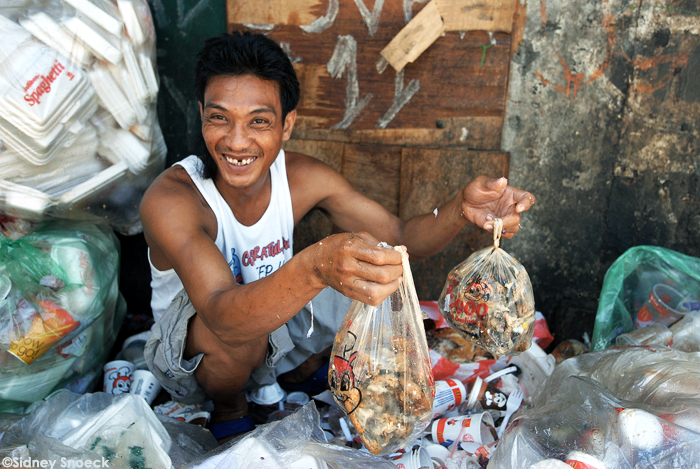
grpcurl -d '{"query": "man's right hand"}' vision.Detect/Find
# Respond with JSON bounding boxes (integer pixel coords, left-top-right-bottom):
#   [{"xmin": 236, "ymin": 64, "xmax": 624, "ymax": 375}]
[{"xmin": 308, "ymin": 232, "xmax": 404, "ymax": 306}]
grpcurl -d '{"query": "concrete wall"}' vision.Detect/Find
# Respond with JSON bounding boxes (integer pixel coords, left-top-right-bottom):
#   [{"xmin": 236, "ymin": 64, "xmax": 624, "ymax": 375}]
[{"xmin": 502, "ymin": 0, "xmax": 700, "ymax": 343}]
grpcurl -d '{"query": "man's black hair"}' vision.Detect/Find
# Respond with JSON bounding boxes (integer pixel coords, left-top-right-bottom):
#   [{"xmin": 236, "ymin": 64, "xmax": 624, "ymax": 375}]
[{"xmin": 194, "ymin": 31, "xmax": 300, "ymax": 179}]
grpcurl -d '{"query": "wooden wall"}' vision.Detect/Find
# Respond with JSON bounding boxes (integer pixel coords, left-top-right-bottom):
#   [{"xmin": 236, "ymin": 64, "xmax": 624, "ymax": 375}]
[{"xmin": 227, "ymin": 0, "xmax": 517, "ymax": 299}]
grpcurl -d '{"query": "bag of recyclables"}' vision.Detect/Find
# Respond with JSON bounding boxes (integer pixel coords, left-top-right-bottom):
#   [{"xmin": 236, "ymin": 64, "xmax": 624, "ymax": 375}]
[
  {"xmin": 438, "ymin": 218, "xmax": 536, "ymax": 357},
  {"xmin": 0, "ymin": 390, "xmax": 218, "ymax": 469},
  {"xmin": 0, "ymin": 219, "xmax": 125, "ymax": 412},
  {"xmin": 328, "ymin": 245, "xmax": 435, "ymax": 455},
  {"xmin": 0, "ymin": 0, "xmax": 165, "ymax": 234}
]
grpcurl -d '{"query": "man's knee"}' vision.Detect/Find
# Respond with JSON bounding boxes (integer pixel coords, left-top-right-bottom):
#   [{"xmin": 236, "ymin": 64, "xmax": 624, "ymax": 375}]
[{"xmin": 186, "ymin": 314, "xmax": 269, "ymax": 397}]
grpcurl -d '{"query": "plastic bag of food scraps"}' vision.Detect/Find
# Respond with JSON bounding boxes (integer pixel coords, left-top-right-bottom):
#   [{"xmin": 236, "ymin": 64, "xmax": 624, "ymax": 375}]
[
  {"xmin": 438, "ymin": 218, "xmax": 535, "ymax": 357},
  {"xmin": 328, "ymin": 244, "xmax": 435, "ymax": 455}
]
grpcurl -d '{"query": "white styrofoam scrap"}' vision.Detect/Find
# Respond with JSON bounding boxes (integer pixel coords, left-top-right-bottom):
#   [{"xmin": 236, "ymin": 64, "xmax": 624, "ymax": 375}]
[
  {"xmin": 62, "ymin": 16, "xmax": 122, "ymax": 65},
  {"xmin": 98, "ymin": 127, "xmax": 149, "ymax": 173},
  {"xmin": 58, "ymin": 160, "xmax": 128, "ymax": 204},
  {"xmin": 0, "ymin": 179, "xmax": 53, "ymax": 216},
  {"xmin": 88, "ymin": 64, "xmax": 137, "ymax": 130},
  {"xmin": 0, "ymin": 14, "xmax": 32, "ymax": 63},
  {"xmin": 117, "ymin": 0, "xmax": 145, "ymax": 46},
  {"xmin": 63, "ymin": 0, "xmax": 124, "ymax": 38},
  {"xmin": 20, "ymin": 13, "xmax": 93, "ymax": 68},
  {"xmin": 121, "ymin": 39, "xmax": 148, "ymax": 102},
  {"xmin": 138, "ymin": 52, "xmax": 159, "ymax": 99}
]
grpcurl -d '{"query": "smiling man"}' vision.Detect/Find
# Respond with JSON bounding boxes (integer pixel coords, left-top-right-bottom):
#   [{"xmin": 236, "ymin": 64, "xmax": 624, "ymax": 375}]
[{"xmin": 140, "ymin": 31, "xmax": 535, "ymax": 443}]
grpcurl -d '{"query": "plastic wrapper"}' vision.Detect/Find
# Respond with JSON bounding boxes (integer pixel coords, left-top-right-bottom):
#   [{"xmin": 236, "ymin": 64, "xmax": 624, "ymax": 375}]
[
  {"xmin": 0, "ymin": 0, "xmax": 166, "ymax": 235},
  {"xmin": 0, "ymin": 220, "xmax": 124, "ymax": 411},
  {"xmin": 438, "ymin": 218, "xmax": 536, "ymax": 357},
  {"xmin": 0, "ymin": 390, "xmax": 216, "ymax": 468},
  {"xmin": 328, "ymin": 245, "xmax": 435, "ymax": 455},
  {"xmin": 592, "ymin": 246, "xmax": 700, "ymax": 351},
  {"xmin": 184, "ymin": 401, "xmax": 397, "ymax": 469},
  {"xmin": 490, "ymin": 346, "xmax": 700, "ymax": 469}
]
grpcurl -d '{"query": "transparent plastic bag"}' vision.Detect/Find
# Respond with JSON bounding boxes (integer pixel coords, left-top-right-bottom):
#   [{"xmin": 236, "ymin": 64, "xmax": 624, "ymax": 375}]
[
  {"xmin": 592, "ymin": 245, "xmax": 700, "ymax": 351},
  {"xmin": 184, "ymin": 402, "xmax": 397, "ymax": 469},
  {"xmin": 438, "ymin": 219, "xmax": 536, "ymax": 357},
  {"xmin": 328, "ymin": 246, "xmax": 435, "ymax": 455},
  {"xmin": 489, "ymin": 347, "xmax": 700, "ymax": 469},
  {"xmin": 0, "ymin": 390, "xmax": 185, "ymax": 469},
  {"xmin": 0, "ymin": 0, "xmax": 165, "ymax": 234},
  {"xmin": 0, "ymin": 220, "xmax": 125, "ymax": 411}
]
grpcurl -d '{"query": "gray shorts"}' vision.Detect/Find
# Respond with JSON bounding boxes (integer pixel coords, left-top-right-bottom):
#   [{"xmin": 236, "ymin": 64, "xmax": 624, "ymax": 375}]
[{"xmin": 144, "ymin": 287, "xmax": 350, "ymax": 404}]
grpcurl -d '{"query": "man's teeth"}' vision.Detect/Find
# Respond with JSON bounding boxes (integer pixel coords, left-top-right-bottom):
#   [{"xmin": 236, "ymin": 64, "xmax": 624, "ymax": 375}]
[{"xmin": 226, "ymin": 156, "xmax": 255, "ymax": 166}]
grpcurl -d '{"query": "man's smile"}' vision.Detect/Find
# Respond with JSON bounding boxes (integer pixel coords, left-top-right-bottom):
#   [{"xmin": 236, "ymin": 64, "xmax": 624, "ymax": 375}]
[{"xmin": 225, "ymin": 156, "xmax": 257, "ymax": 166}]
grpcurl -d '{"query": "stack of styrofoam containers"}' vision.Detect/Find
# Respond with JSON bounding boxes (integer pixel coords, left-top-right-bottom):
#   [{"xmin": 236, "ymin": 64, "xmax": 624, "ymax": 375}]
[{"xmin": 0, "ymin": 0, "xmax": 165, "ymax": 232}]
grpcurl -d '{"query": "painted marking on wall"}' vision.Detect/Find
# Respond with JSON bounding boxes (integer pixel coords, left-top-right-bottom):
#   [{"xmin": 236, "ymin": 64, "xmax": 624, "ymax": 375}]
[
  {"xmin": 376, "ymin": 56, "xmax": 389, "ymax": 74},
  {"xmin": 327, "ymin": 35, "xmax": 373, "ymax": 129},
  {"xmin": 280, "ymin": 42, "xmax": 303, "ymax": 63},
  {"xmin": 353, "ymin": 0, "xmax": 386, "ymax": 36},
  {"xmin": 377, "ymin": 69, "xmax": 420, "ymax": 128},
  {"xmin": 403, "ymin": 0, "xmax": 430, "ymax": 24},
  {"xmin": 162, "ymin": 75, "xmax": 200, "ymax": 149},
  {"xmin": 243, "ymin": 23, "xmax": 275, "ymax": 30},
  {"xmin": 176, "ymin": 0, "xmax": 210, "ymax": 29},
  {"xmin": 301, "ymin": 0, "xmax": 340, "ymax": 33}
]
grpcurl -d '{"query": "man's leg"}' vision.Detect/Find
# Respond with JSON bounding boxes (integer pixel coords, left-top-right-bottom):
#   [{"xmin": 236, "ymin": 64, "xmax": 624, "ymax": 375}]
[{"xmin": 185, "ymin": 313, "xmax": 268, "ymax": 439}]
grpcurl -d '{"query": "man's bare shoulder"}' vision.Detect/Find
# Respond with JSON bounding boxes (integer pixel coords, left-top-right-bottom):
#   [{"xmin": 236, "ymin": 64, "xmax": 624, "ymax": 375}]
[{"xmin": 140, "ymin": 164, "xmax": 213, "ymax": 233}]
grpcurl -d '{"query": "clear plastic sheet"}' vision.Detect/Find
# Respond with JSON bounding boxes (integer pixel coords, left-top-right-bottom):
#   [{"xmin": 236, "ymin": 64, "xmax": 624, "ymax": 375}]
[
  {"xmin": 184, "ymin": 402, "xmax": 397, "ymax": 469},
  {"xmin": 438, "ymin": 218, "xmax": 536, "ymax": 358},
  {"xmin": 0, "ymin": 0, "xmax": 165, "ymax": 235},
  {"xmin": 328, "ymin": 246, "xmax": 435, "ymax": 455},
  {"xmin": 0, "ymin": 220, "xmax": 124, "ymax": 411},
  {"xmin": 488, "ymin": 346, "xmax": 700, "ymax": 469},
  {"xmin": 0, "ymin": 390, "xmax": 216, "ymax": 468}
]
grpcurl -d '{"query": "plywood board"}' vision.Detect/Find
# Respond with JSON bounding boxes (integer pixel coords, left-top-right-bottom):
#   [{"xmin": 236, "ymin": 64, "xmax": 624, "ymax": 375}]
[
  {"xmin": 341, "ymin": 143, "xmax": 402, "ymax": 215},
  {"xmin": 282, "ymin": 138, "xmax": 344, "ymax": 172},
  {"xmin": 436, "ymin": 0, "xmax": 517, "ymax": 33},
  {"xmin": 226, "ymin": 0, "xmax": 326, "ymax": 26},
  {"xmin": 228, "ymin": 0, "xmax": 512, "ymax": 140},
  {"xmin": 291, "ymin": 116, "xmax": 505, "ymax": 150},
  {"xmin": 400, "ymin": 147, "xmax": 509, "ymax": 299},
  {"xmin": 380, "ymin": 0, "xmax": 445, "ymax": 72}
]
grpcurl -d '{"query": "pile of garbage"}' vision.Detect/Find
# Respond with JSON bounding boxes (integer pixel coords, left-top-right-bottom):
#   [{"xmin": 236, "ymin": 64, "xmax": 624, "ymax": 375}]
[
  {"xmin": 0, "ymin": 0, "xmax": 165, "ymax": 234},
  {"xmin": 2, "ymin": 243, "xmax": 699, "ymax": 469}
]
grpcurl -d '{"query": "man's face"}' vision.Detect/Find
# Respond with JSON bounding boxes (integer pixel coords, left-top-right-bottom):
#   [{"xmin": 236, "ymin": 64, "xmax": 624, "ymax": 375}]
[{"xmin": 200, "ymin": 74, "xmax": 296, "ymax": 191}]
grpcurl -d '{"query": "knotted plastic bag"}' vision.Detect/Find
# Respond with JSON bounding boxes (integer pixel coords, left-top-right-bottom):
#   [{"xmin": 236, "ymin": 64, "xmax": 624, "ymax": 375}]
[
  {"xmin": 328, "ymin": 245, "xmax": 435, "ymax": 455},
  {"xmin": 438, "ymin": 219, "xmax": 535, "ymax": 357}
]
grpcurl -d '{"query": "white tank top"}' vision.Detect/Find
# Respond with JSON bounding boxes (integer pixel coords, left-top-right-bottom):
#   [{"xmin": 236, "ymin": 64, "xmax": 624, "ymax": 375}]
[{"xmin": 149, "ymin": 151, "xmax": 295, "ymax": 323}]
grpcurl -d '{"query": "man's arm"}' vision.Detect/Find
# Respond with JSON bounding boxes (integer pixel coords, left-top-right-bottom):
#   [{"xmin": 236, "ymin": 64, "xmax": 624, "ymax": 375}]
[
  {"xmin": 288, "ymin": 153, "xmax": 535, "ymax": 262},
  {"xmin": 141, "ymin": 167, "xmax": 403, "ymax": 348}
]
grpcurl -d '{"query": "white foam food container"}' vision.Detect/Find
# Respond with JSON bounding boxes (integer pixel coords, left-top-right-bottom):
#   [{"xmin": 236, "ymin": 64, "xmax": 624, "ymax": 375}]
[
  {"xmin": 61, "ymin": 16, "xmax": 123, "ymax": 65},
  {"xmin": 63, "ymin": 0, "xmax": 124, "ymax": 38},
  {"xmin": 0, "ymin": 14, "xmax": 32, "ymax": 63},
  {"xmin": 0, "ymin": 39, "xmax": 87, "ymax": 128},
  {"xmin": 19, "ymin": 13, "xmax": 93, "ymax": 68},
  {"xmin": 89, "ymin": 63, "xmax": 138, "ymax": 129},
  {"xmin": 98, "ymin": 126, "xmax": 150, "ymax": 173},
  {"xmin": 58, "ymin": 160, "xmax": 128, "ymax": 205},
  {"xmin": 0, "ymin": 179, "xmax": 53, "ymax": 217},
  {"xmin": 139, "ymin": 52, "xmax": 159, "ymax": 99},
  {"xmin": 117, "ymin": 0, "xmax": 146, "ymax": 46}
]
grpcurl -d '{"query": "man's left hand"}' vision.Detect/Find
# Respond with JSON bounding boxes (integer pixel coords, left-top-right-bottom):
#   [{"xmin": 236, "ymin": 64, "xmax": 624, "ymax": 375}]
[{"xmin": 460, "ymin": 176, "xmax": 535, "ymax": 239}]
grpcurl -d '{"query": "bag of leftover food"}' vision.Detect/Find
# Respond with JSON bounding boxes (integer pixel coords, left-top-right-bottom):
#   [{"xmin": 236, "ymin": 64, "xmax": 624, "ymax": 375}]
[
  {"xmin": 438, "ymin": 218, "xmax": 535, "ymax": 357},
  {"xmin": 328, "ymin": 245, "xmax": 435, "ymax": 455}
]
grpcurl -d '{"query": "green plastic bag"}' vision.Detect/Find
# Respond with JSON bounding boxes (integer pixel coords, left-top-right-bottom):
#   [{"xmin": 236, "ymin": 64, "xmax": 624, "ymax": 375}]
[
  {"xmin": 592, "ymin": 246, "xmax": 700, "ymax": 351},
  {"xmin": 0, "ymin": 220, "xmax": 125, "ymax": 411}
]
